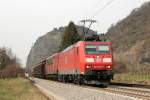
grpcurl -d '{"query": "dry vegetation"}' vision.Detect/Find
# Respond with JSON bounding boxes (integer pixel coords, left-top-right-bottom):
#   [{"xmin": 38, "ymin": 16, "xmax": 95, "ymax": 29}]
[
  {"xmin": 112, "ymin": 73, "xmax": 150, "ymax": 85},
  {"xmin": 105, "ymin": 2, "xmax": 150, "ymax": 73},
  {"xmin": 102, "ymin": 2, "xmax": 150, "ymax": 84},
  {"xmin": 0, "ymin": 47, "xmax": 24, "ymax": 78},
  {"xmin": 0, "ymin": 48, "xmax": 49, "ymax": 100},
  {"xmin": 0, "ymin": 78, "xmax": 49, "ymax": 100}
]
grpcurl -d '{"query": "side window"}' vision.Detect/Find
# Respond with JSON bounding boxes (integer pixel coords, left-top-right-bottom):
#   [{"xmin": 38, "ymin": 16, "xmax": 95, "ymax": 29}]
[{"xmin": 47, "ymin": 58, "xmax": 53, "ymax": 65}]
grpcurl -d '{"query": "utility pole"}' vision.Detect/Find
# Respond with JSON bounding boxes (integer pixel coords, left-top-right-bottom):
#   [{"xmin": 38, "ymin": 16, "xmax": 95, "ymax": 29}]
[{"xmin": 80, "ymin": 19, "xmax": 97, "ymax": 40}]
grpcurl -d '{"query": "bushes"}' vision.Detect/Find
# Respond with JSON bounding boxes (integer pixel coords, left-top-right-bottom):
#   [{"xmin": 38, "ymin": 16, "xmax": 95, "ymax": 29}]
[
  {"xmin": 114, "ymin": 61, "xmax": 127, "ymax": 73},
  {"xmin": 0, "ymin": 64, "xmax": 24, "ymax": 78},
  {"xmin": 114, "ymin": 49, "xmax": 150, "ymax": 74},
  {"xmin": 0, "ymin": 47, "xmax": 24, "ymax": 78}
]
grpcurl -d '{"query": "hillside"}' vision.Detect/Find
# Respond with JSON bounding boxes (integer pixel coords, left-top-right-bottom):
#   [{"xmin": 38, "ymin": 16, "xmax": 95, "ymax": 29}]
[
  {"xmin": 105, "ymin": 2, "xmax": 150, "ymax": 73},
  {"xmin": 26, "ymin": 26, "xmax": 97, "ymax": 73}
]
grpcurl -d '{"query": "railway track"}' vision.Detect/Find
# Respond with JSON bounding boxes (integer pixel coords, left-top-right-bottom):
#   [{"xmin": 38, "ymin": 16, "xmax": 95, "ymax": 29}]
[
  {"xmin": 57, "ymin": 82, "xmax": 150, "ymax": 100},
  {"xmin": 33, "ymin": 78, "xmax": 150, "ymax": 100},
  {"xmin": 104, "ymin": 87, "xmax": 150, "ymax": 100},
  {"xmin": 111, "ymin": 82, "xmax": 150, "ymax": 89},
  {"xmin": 84, "ymin": 84, "xmax": 150, "ymax": 100}
]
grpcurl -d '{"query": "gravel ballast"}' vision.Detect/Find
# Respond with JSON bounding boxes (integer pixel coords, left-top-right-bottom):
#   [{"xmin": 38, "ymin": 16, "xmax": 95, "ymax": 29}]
[{"xmin": 33, "ymin": 78, "xmax": 138, "ymax": 100}]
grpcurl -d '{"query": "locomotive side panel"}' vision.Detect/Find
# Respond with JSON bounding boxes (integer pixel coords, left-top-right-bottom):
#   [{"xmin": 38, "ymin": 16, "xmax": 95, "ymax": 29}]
[{"xmin": 58, "ymin": 46, "xmax": 81, "ymax": 75}]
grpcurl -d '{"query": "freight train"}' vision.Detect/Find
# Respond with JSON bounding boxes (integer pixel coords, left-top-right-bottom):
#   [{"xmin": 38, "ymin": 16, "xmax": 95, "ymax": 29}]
[{"xmin": 32, "ymin": 41, "xmax": 114, "ymax": 85}]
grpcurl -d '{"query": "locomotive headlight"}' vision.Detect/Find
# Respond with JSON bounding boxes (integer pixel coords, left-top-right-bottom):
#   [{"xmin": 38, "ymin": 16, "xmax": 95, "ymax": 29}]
[
  {"xmin": 86, "ymin": 66, "xmax": 91, "ymax": 68},
  {"xmin": 103, "ymin": 58, "xmax": 112, "ymax": 63},
  {"xmin": 86, "ymin": 58, "xmax": 94, "ymax": 62},
  {"xmin": 107, "ymin": 66, "xmax": 111, "ymax": 69}
]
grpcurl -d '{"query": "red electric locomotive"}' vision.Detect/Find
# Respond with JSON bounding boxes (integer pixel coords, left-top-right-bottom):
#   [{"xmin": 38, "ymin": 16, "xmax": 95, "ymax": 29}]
[{"xmin": 43, "ymin": 41, "xmax": 113, "ymax": 85}]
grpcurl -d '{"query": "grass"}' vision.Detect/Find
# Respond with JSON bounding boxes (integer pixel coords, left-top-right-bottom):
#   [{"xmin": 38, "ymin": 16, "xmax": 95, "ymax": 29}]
[
  {"xmin": 113, "ymin": 73, "xmax": 150, "ymax": 85},
  {"xmin": 0, "ymin": 78, "xmax": 49, "ymax": 100}
]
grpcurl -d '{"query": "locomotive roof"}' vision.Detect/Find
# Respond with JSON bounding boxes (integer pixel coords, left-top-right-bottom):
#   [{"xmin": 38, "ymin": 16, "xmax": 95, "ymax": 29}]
[
  {"xmin": 46, "ymin": 53, "xmax": 58, "ymax": 60},
  {"xmin": 61, "ymin": 41, "xmax": 111, "ymax": 53}
]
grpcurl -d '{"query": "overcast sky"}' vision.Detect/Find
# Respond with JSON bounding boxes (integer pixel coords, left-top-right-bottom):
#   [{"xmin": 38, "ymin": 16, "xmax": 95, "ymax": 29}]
[{"xmin": 0, "ymin": 0, "xmax": 149, "ymax": 67}]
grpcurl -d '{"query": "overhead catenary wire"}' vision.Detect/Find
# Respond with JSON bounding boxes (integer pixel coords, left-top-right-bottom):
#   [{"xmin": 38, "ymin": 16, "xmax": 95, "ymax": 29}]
[
  {"xmin": 82, "ymin": 0, "xmax": 105, "ymax": 20},
  {"xmin": 90, "ymin": 0, "xmax": 116, "ymax": 19},
  {"xmin": 77, "ymin": 0, "xmax": 116, "ymax": 35},
  {"xmin": 78, "ymin": 0, "xmax": 116, "ymax": 24},
  {"xmin": 77, "ymin": 0, "xmax": 104, "ymax": 25}
]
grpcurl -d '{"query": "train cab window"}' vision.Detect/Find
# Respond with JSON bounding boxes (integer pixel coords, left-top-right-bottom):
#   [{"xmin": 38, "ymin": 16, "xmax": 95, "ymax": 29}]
[
  {"xmin": 98, "ymin": 45, "xmax": 110, "ymax": 54},
  {"xmin": 85, "ymin": 45, "xmax": 97, "ymax": 54},
  {"xmin": 85, "ymin": 44, "xmax": 110, "ymax": 54}
]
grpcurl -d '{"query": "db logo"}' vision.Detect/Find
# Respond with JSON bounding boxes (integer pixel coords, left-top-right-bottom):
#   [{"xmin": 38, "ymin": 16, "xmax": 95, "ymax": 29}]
[{"xmin": 96, "ymin": 58, "xmax": 101, "ymax": 62}]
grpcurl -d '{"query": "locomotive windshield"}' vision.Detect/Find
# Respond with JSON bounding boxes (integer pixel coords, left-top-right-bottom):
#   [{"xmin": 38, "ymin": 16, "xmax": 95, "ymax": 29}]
[{"xmin": 85, "ymin": 44, "xmax": 110, "ymax": 54}]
